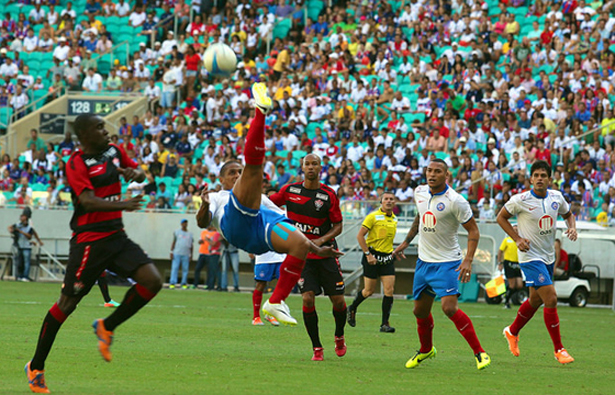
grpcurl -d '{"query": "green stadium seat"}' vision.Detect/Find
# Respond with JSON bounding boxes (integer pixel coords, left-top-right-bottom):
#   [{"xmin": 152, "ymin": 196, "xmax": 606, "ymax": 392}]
[{"xmin": 273, "ymin": 19, "xmax": 292, "ymax": 40}]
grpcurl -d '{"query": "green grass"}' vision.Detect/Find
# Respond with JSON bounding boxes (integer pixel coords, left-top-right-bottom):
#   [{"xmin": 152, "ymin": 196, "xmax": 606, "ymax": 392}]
[{"xmin": 1, "ymin": 282, "xmax": 614, "ymax": 395}]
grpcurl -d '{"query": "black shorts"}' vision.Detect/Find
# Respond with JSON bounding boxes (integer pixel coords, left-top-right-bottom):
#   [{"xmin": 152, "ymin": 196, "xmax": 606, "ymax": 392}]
[
  {"xmin": 361, "ymin": 249, "xmax": 395, "ymax": 279},
  {"xmin": 298, "ymin": 257, "xmax": 345, "ymax": 296},
  {"xmin": 503, "ymin": 260, "xmax": 522, "ymax": 279},
  {"xmin": 62, "ymin": 231, "xmax": 152, "ymax": 297}
]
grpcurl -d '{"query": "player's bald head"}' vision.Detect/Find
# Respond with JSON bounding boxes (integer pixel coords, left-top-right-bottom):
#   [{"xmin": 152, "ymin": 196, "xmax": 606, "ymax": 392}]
[{"xmin": 303, "ymin": 153, "xmax": 321, "ymax": 165}]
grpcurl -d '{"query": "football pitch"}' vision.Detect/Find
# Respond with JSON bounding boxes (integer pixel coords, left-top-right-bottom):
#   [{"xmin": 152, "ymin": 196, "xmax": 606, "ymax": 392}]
[{"xmin": 2, "ymin": 282, "xmax": 613, "ymax": 395}]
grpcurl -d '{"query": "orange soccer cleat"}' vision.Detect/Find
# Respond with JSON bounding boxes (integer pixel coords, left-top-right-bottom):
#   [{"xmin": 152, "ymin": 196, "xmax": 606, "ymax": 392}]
[
  {"xmin": 503, "ymin": 326, "xmax": 520, "ymax": 357},
  {"xmin": 554, "ymin": 348, "xmax": 574, "ymax": 364},
  {"xmin": 252, "ymin": 317, "xmax": 264, "ymax": 326},
  {"xmin": 92, "ymin": 319, "xmax": 114, "ymax": 362},
  {"xmin": 25, "ymin": 361, "xmax": 50, "ymax": 393}
]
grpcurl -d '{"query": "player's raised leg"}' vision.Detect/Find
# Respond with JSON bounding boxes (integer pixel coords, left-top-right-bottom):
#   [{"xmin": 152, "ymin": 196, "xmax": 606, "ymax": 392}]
[
  {"xmin": 441, "ymin": 295, "xmax": 490, "ymax": 370},
  {"xmin": 94, "ymin": 263, "xmax": 162, "ymax": 362},
  {"xmin": 406, "ymin": 295, "xmax": 437, "ymax": 368},
  {"xmin": 504, "ymin": 286, "xmax": 541, "ymax": 357},
  {"xmin": 347, "ymin": 277, "xmax": 378, "ymax": 327},
  {"xmin": 231, "ymin": 82, "xmax": 272, "ymax": 210}
]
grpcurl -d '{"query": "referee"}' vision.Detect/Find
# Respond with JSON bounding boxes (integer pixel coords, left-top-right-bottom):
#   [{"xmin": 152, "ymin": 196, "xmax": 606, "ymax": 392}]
[
  {"xmin": 348, "ymin": 191, "xmax": 398, "ymax": 333},
  {"xmin": 498, "ymin": 225, "xmax": 522, "ymax": 309}
]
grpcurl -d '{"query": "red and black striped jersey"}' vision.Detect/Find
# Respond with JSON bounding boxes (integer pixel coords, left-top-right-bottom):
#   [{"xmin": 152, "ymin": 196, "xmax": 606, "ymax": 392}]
[
  {"xmin": 270, "ymin": 182, "xmax": 342, "ymax": 260},
  {"xmin": 66, "ymin": 143, "xmax": 137, "ymax": 243}
]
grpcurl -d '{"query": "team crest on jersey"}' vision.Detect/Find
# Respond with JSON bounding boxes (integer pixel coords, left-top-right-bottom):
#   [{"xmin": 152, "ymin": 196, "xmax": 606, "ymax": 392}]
[
  {"xmin": 538, "ymin": 273, "xmax": 546, "ymax": 284},
  {"xmin": 112, "ymin": 157, "xmax": 120, "ymax": 168},
  {"xmin": 538, "ymin": 215, "xmax": 554, "ymax": 235},
  {"xmin": 436, "ymin": 202, "xmax": 445, "ymax": 211},
  {"xmin": 422, "ymin": 211, "xmax": 437, "ymax": 232},
  {"xmin": 289, "ymin": 187, "xmax": 302, "ymax": 194},
  {"xmin": 314, "ymin": 199, "xmax": 324, "ymax": 211},
  {"xmin": 298, "ymin": 278, "xmax": 305, "ymax": 287},
  {"xmin": 551, "ymin": 202, "xmax": 559, "ymax": 211}
]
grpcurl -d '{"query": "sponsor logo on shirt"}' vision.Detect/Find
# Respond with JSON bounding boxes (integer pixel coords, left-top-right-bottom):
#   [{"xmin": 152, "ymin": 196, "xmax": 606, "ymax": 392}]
[
  {"xmin": 295, "ymin": 223, "xmax": 321, "ymax": 235},
  {"xmin": 436, "ymin": 202, "xmax": 445, "ymax": 211},
  {"xmin": 422, "ymin": 211, "xmax": 437, "ymax": 232},
  {"xmin": 316, "ymin": 192, "xmax": 329, "ymax": 200},
  {"xmin": 289, "ymin": 187, "xmax": 302, "ymax": 194},
  {"xmin": 538, "ymin": 215, "xmax": 554, "ymax": 235}
]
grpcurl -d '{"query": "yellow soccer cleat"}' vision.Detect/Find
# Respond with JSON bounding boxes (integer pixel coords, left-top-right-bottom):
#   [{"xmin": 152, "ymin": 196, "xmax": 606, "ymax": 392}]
[
  {"xmin": 405, "ymin": 346, "xmax": 437, "ymax": 369},
  {"xmin": 251, "ymin": 82, "xmax": 272, "ymax": 113},
  {"xmin": 475, "ymin": 352, "xmax": 491, "ymax": 370}
]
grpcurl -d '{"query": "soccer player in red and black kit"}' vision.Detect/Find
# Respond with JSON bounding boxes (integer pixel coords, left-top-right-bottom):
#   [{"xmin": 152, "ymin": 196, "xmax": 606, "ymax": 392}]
[
  {"xmin": 270, "ymin": 153, "xmax": 347, "ymax": 361},
  {"xmin": 25, "ymin": 114, "xmax": 163, "ymax": 393}
]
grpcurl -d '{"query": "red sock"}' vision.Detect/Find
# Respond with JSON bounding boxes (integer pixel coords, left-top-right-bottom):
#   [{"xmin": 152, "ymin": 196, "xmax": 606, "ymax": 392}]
[
  {"xmin": 244, "ymin": 108, "xmax": 266, "ymax": 165},
  {"xmin": 253, "ymin": 289, "xmax": 263, "ymax": 319},
  {"xmin": 543, "ymin": 307, "xmax": 564, "ymax": 351},
  {"xmin": 269, "ymin": 255, "xmax": 304, "ymax": 304},
  {"xmin": 449, "ymin": 310, "xmax": 484, "ymax": 354},
  {"xmin": 416, "ymin": 314, "xmax": 434, "ymax": 353},
  {"xmin": 509, "ymin": 300, "xmax": 539, "ymax": 336}
]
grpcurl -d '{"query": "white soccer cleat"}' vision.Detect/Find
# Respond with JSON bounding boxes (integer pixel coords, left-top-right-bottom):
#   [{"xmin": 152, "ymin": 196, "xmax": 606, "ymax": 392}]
[
  {"xmin": 251, "ymin": 82, "xmax": 272, "ymax": 114},
  {"xmin": 262, "ymin": 299, "xmax": 297, "ymax": 326}
]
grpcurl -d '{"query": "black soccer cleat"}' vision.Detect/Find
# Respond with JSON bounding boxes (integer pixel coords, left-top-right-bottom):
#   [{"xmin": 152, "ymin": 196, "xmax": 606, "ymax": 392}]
[
  {"xmin": 347, "ymin": 307, "xmax": 356, "ymax": 327},
  {"xmin": 380, "ymin": 324, "xmax": 396, "ymax": 333}
]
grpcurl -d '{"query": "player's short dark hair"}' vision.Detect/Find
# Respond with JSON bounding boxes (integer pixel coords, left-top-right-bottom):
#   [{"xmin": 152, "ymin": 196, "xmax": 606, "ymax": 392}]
[
  {"xmin": 380, "ymin": 190, "xmax": 395, "ymax": 201},
  {"xmin": 219, "ymin": 160, "xmax": 242, "ymax": 177},
  {"xmin": 73, "ymin": 113, "xmax": 99, "ymax": 139},
  {"xmin": 530, "ymin": 160, "xmax": 551, "ymax": 177},
  {"xmin": 429, "ymin": 158, "xmax": 448, "ymax": 171}
]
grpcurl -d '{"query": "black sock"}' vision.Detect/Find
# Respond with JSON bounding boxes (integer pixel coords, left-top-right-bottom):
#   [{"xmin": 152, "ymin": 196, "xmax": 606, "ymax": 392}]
[
  {"xmin": 350, "ymin": 290, "xmax": 367, "ymax": 311},
  {"xmin": 98, "ymin": 275, "xmax": 111, "ymax": 303},
  {"xmin": 505, "ymin": 288, "xmax": 513, "ymax": 305},
  {"xmin": 332, "ymin": 305, "xmax": 347, "ymax": 337},
  {"xmin": 303, "ymin": 306, "xmax": 322, "ymax": 348},
  {"xmin": 104, "ymin": 284, "xmax": 156, "ymax": 332},
  {"xmin": 31, "ymin": 303, "xmax": 67, "ymax": 371},
  {"xmin": 382, "ymin": 296, "xmax": 393, "ymax": 326}
]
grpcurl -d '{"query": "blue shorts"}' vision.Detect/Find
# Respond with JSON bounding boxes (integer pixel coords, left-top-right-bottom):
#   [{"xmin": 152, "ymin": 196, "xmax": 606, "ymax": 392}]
[
  {"xmin": 520, "ymin": 261, "xmax": 554, "ymax": 288},
  {"xmin": 254, "ymin": 263, "xmax": 282, "ymax": 282},
  {"xmin": 220, "ymin": 192, "xmax": 292, "ymax": 255},
  {"xmin": 413, "ymin": 259, "xmax": 461, "ymax": 300}
]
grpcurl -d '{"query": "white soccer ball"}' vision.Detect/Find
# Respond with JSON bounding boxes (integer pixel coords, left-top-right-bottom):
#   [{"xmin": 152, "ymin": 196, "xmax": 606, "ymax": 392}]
[{"xmin": 203, "ymin": 43, "xmax": 237, "ymax": 76}]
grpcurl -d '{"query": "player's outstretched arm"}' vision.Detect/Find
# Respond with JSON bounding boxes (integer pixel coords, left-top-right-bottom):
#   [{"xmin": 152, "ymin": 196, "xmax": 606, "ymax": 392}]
[
  {"xmin": 196, "ymin": 189, "xmax": 212, "ymax": 228},
  {"xmin": 393, "ymin": 214, "xmax": 419, "ymax": 260},
  {"xmin": 496, "ymin": 207, "xmax": 530, "ymax": 252},
  {"xmin": 561, "ymin": 211, "xmax": 578, "ymax": 241},
  {"xmin": 308, "ymin": 240, "xmax": 344, "ymax": 258},
  {"xmin": 78, "ymin": 190, "xmax": 144, "ymax": 212}
]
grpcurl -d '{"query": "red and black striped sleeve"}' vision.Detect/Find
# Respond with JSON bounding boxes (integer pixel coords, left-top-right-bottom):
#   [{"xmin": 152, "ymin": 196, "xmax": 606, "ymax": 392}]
[
  {"xmin": 325, "ymin": 185, "xmax": 343, "ymax": 224},
  {"xmin": 269, "ymin": 183, "xmax": 290, "ymax": 207},
  {"xmin": 67, "ymin": 152, "xmax": 94, "ymax": 197}
]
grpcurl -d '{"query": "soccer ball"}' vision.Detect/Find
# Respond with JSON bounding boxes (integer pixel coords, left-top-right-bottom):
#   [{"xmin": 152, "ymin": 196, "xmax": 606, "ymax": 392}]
[{"xmin": 203, "ymin": 43, "xmax": 237, "ymax": 76}]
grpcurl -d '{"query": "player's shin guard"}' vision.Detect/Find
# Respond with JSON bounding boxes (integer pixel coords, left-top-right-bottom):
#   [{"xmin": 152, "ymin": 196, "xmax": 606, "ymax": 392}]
[
  {"xmin": 253, "ymin": 289, "xmax": 263, "ymax": 319},
  {"xmin": 382, "ymin": 296, "xmax": 394, "ymax": 326},
  {"xmin": 509, "ymin": 300, "xmax": 539, "ymax": 336},
  {"xmin": 98, "ymin": 274, "xmax": 111, "ymax": 303},
  {"xmin": 543, "ymin": 307, "xmax": 564, "ymax": 352},
  {"xmin": 244, "ymin": 108, "xmax": 266, "ymax": 166},
  {"xmin": 417, "ymin": 314, "xmax": 434, "ymax": 353},
  {"xmin": 103, "ymin": 284, "xmax": 157, "ymax": 332},
  {"xmin": 303, "ymin": 306, "xmax": 322, "ymax": 348},
  {"xmin": 332, "ymin": 303, "xmax": 347, "ymax": 337},
  {"xmin": 269, "ymin": 255, "xmax": 304, "ymax": 304},
  {"xmin": 31, "ymin": 303, "xmax": 68, "ymax": 370},
  {"xmin": 450, "ymin": 310, "xmax": 484, "ymax": 354}
]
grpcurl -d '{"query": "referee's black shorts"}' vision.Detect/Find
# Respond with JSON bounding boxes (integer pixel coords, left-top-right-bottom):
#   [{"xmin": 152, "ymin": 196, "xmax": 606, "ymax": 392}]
[
  {"xmin": 503, "ymin": 260, "xmax": 522, "ymax": 279},
  {"xmin": 361, "ymin": 248, "xmax": 395, "ymax": 279}
]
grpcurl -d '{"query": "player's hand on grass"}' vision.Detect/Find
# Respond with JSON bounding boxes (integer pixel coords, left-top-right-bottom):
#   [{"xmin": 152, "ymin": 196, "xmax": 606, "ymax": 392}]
[
  {"xmin": 366, "ymin": 254, "xmax": 377, "ymax": 265},
  {"xmin": 456, "ymin": 258, "xmax": 473, "ymax": 283},
  {"xmin": 122, "ymin": 194, "xmax": 144, "ymax": 211},
  {"xmin": 515, "ymin": 237, "xmax": 530, "ymax": 253},
  {"xmin": 565, "ymin": 228, "xmax": 577, "ymax": 242},
  {"xmin": 117, "ymin": 167, "xmax": 139, "ymax": 182}
]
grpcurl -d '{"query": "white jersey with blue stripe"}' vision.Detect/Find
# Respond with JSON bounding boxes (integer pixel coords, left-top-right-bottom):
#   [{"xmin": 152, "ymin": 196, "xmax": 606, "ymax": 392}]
[
  {"xmin": 504, "ymin": 189, "xmax": 570, "ymax": 265},
  {"xmin": 414, "ymin": 184, "xmax": 473, "ymax": 263}
]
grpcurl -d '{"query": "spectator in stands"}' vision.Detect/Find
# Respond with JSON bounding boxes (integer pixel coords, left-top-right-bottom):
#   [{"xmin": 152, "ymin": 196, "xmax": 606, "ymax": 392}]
[
  {"xmin": 11, "ymin": 85, "xmax": 29, "ymax": 120},
  {"xmin": 82, "ymin": 68, "xmax": 102, "ymax": 93}
]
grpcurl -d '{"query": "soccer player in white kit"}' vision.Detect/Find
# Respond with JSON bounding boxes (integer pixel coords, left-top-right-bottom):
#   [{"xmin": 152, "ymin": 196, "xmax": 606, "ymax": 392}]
[
  {"xmin": 497, "ymin": 160, "xmax": 577, "ymax": 364},
  {"xmin": 394, "ymin": 159, "xmax": 491, "ymax": 370}
]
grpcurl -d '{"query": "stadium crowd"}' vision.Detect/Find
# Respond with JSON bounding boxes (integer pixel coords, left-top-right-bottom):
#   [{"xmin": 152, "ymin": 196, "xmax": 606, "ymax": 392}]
[{"xmin": 1, "ymin": 0, "xmax": 615, "ymax": 226}]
